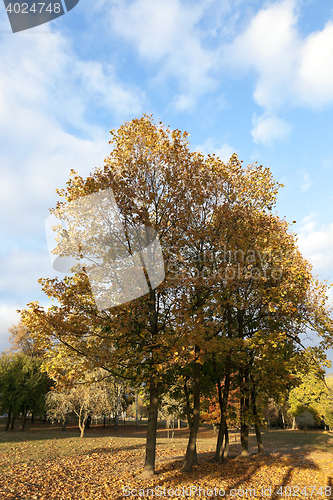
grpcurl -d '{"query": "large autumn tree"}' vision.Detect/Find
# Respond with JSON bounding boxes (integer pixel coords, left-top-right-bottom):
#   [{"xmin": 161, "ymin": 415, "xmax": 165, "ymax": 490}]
[
  {"xmin": 20, "ymin": 115, "xmax": 333, "ymax": 477},
  {"xmin": 22, "ymin": 115, "xmax": 219, "ymax": 477}
]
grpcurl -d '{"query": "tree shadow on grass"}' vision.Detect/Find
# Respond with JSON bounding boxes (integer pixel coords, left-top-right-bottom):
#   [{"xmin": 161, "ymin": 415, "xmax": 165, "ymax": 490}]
[
  {"xmin": 147, "ymin": 449, "xmax": 321, "ymax": 497},
  {"xmin": 111, "ymin": 448, "xmax": 325, "ymax": 500}
]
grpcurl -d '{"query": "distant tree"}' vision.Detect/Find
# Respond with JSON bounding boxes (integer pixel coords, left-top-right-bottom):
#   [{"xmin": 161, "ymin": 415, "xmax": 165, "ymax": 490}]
[
  {"xmin": 0, "ymin": 353, "xmax": 51, "ymax": 430},
  {"xmin": 7, "ymin": 322, "xmax": 44, "ymax": 358},
  {"xmin": 45, "ymin": 369, "xmax": 123, "ymax": 437},
  {"xmin": 288, "ymin": 362, "xmax": 333, "ymax": 430},
  {"xmin": 324, "ymin": 375, "xmax": 333, "ymax": 430}
]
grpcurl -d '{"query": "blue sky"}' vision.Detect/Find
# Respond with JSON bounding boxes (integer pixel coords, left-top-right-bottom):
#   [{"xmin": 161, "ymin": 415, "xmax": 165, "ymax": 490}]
[{"xmin": 1, "ymin": 0, "xmax": 333, "ymax": 366}]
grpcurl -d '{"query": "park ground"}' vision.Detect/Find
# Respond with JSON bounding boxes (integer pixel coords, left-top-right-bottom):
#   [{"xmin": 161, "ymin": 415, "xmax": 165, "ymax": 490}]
[{"xmin": 0, "ymin": 420, "xmax": 332, "ymax": 499}]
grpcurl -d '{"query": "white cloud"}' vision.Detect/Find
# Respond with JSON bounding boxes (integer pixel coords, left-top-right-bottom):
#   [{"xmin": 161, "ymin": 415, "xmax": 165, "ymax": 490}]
[
  {"xmin": 0, "ymin": 247, "xmax": 55, "ymax": 296},
  {"xmin": 298, "ymin": 21, "xmax": 333, "ymax": 109},
  {"xmin": 0, "ymin": 305, "xmax": 20, "ymax": 353},
  {"xmin": 195, "ymin": 137, "xmax": 235, "ymax": 162},
  {"xmin": 91, "ymin": 0, "xmax": 333, "ymax": 123},
  {"xmin": 0, "ymin": 27, "xmax": 145, "ymax": 237},
  {"xmin": 226, "ymin": 0, "xmax": 299, "ymax": 109},
  {"xmin": 106, "ymin": 0, "xmax": 219, "ymax": 111},
  {"xmin": 252, "ymin": 113, "xmax": 292, "ymax": 144},
  {"xmin": 0, "ymin": 25, "xmax": 144, "ymax": 342},
  {"xmin": 300, "ymin": 170, "xmax": 311, "ymax": 191},
  {"xmin": 0, "ymin": 302, "xmax": 53, "ymax": 354},
  {"xmin": 224, "ymin": 0, "xmax": 333, "ymax": 142},
  {"xmin": 74, "ymin": 60, "xmax": 144, "ymax": 117},
  {"xmin": 296, "ymin": 215, "xmax": 333, "ymax": 278}
]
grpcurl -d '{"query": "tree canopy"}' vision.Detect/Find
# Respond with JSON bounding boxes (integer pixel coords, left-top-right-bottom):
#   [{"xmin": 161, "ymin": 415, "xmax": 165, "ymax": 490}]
[{"xmin": 20, "ymin": 114, "xmax": 333, "ymax": 476}]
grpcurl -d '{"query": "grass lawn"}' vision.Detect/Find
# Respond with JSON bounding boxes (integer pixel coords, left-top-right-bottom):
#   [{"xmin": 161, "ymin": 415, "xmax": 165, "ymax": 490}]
[{"xmin": 0, "ymin": 420, "xmax": 332, "ymax": 499}]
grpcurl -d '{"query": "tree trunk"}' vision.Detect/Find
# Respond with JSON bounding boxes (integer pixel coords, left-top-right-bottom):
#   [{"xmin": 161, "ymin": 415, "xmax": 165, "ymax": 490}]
[
  {"xmin": 240, "ymin": 364, "xmax": 250, "ymax": 457},
  {"xmin": 254, "ymin": 422, "xmax": 264, "ymax": 453},
  {"xmin": 251, "ymin": 384, "xmax": 264, "ymax": 454},
  {"xmin": 79, "ymin": 416, "xmax": 88, "ymax": 438},
  {"xmin": 281, "ymin": 410, "xmax": 285, "ymax": 429},
  {"xmin": 215, "ymin": 355, "xmax": 231, "ymax": 462},
  {"xmin": 140, "ymin": 375, "xmax": 159, "ymax": 478},
  {"xmin": 184, "ymin": 377, "xmax": 192, "ymax": 429},
  {"xmin": 78, "ymin": 411, "xmax": 88, "ymax": 438},
  {"xmin": 5, "ymin": 410, "xmax": 11, "ymax": 431},
  {"xmin": 222, "ymin": 423, "xmax": 229, "ymax": 460},
  {"xmin": 21, "ymin": 411, "xmax": 27, "ymax": 431},
  {"xmin": 182, "ymin": 346, "xmax": 200, "ymax": 473},
  {"xmin": 166, "ymin": 416, "xmax": 170, "ymax": 439},
  {"xmin": 10, "ymin": 414, "xmax": 16, "ymax": 430},
  {"xmin": 85, "ymin": 415, "xmax": 91, "ymax": 429},
  {"xmin": 183, "ymin": 386, "xmax": 198, "ymax": 466},
  {"xmin": 31, "ymin": 413, "xmax": 34, "ymax": 424},
  {"xmin": 240, "ymin": 419, "xmax": 249, "ymax": 456}
]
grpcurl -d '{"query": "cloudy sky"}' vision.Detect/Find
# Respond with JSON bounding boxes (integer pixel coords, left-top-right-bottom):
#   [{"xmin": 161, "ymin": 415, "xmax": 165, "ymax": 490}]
[{"xmin": 1, "ymin": 0, "xmax": 333, "ymax": 364}]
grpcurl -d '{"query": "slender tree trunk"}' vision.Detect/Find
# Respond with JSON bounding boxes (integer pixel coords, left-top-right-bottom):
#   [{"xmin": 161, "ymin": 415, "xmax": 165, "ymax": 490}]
[
  {"xmin": 139, "ymin": 283, "xmax": 160, "ymax": 479},
  {"xmin": 79, "ymin": 415, "xmax": 88, "ymax": 438},
  {"xmin": 10, "ymin": 414, "xmax": 16, "ymax": 430},
  {"xmin": 240, "ymin": 366, "xmax": 250, "ymax": 457},
  {"xmin": 135, "ymin": 392, "xmax": 139, "ymax": 430},
  {"xmin": 214, "ymin": 355, "xmax": 231, "ymax": 462},
  {"xmin": 166, "ymin": 416, "xmax": 170, "ymax": 439},
  {"xmin": 251, "ymin": 385, "xmax": 264, "ymax": 454},
  {"xmin": 240, "ymin": 412, "xmax": 249, "ymax": 456},
  {"xmin": 5, "ymin": 410, "xmax": 11, "ymax": 431},
  {"xmin": 281, "ymin": 410, "xmax": 285, "ymax": 429},
  {"xmin": 222, "ymin": 423, "xmax": 229, "ymax": 460},
  {"xmin": 31, "ymin": 413, "xmax": 34, "ymax": 424},
  {"xmin": 140, "ymin": 375, "xmax": 159, "ymax": 478},
  {"xmin": 85, "ymin": 415, "xmax": 91, "ymax": 429},
  {"xmin": 184, "ymin": 377, "xmax": 192, "ymax": 429},
  {"xmin": 182, "ymin": 345, "xmax": 200, "ymax": 473},
  {"xmin": 215, "ymin": 380, "xmax": 225, "ymax": 462},
  {"xmin": 254, "ymin": 422, "xmax": 263, "ymax": 453},
  {"xmin": 21, "ymin": 411, "xmax": 27, "ymax": 431},
  {"xmin": 183, "ymin": 383, "xmax": 198, "ymax": 466},
  {"xmin": 78, "ymin": 409, "xmax": 88, "ymax": 438}
]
